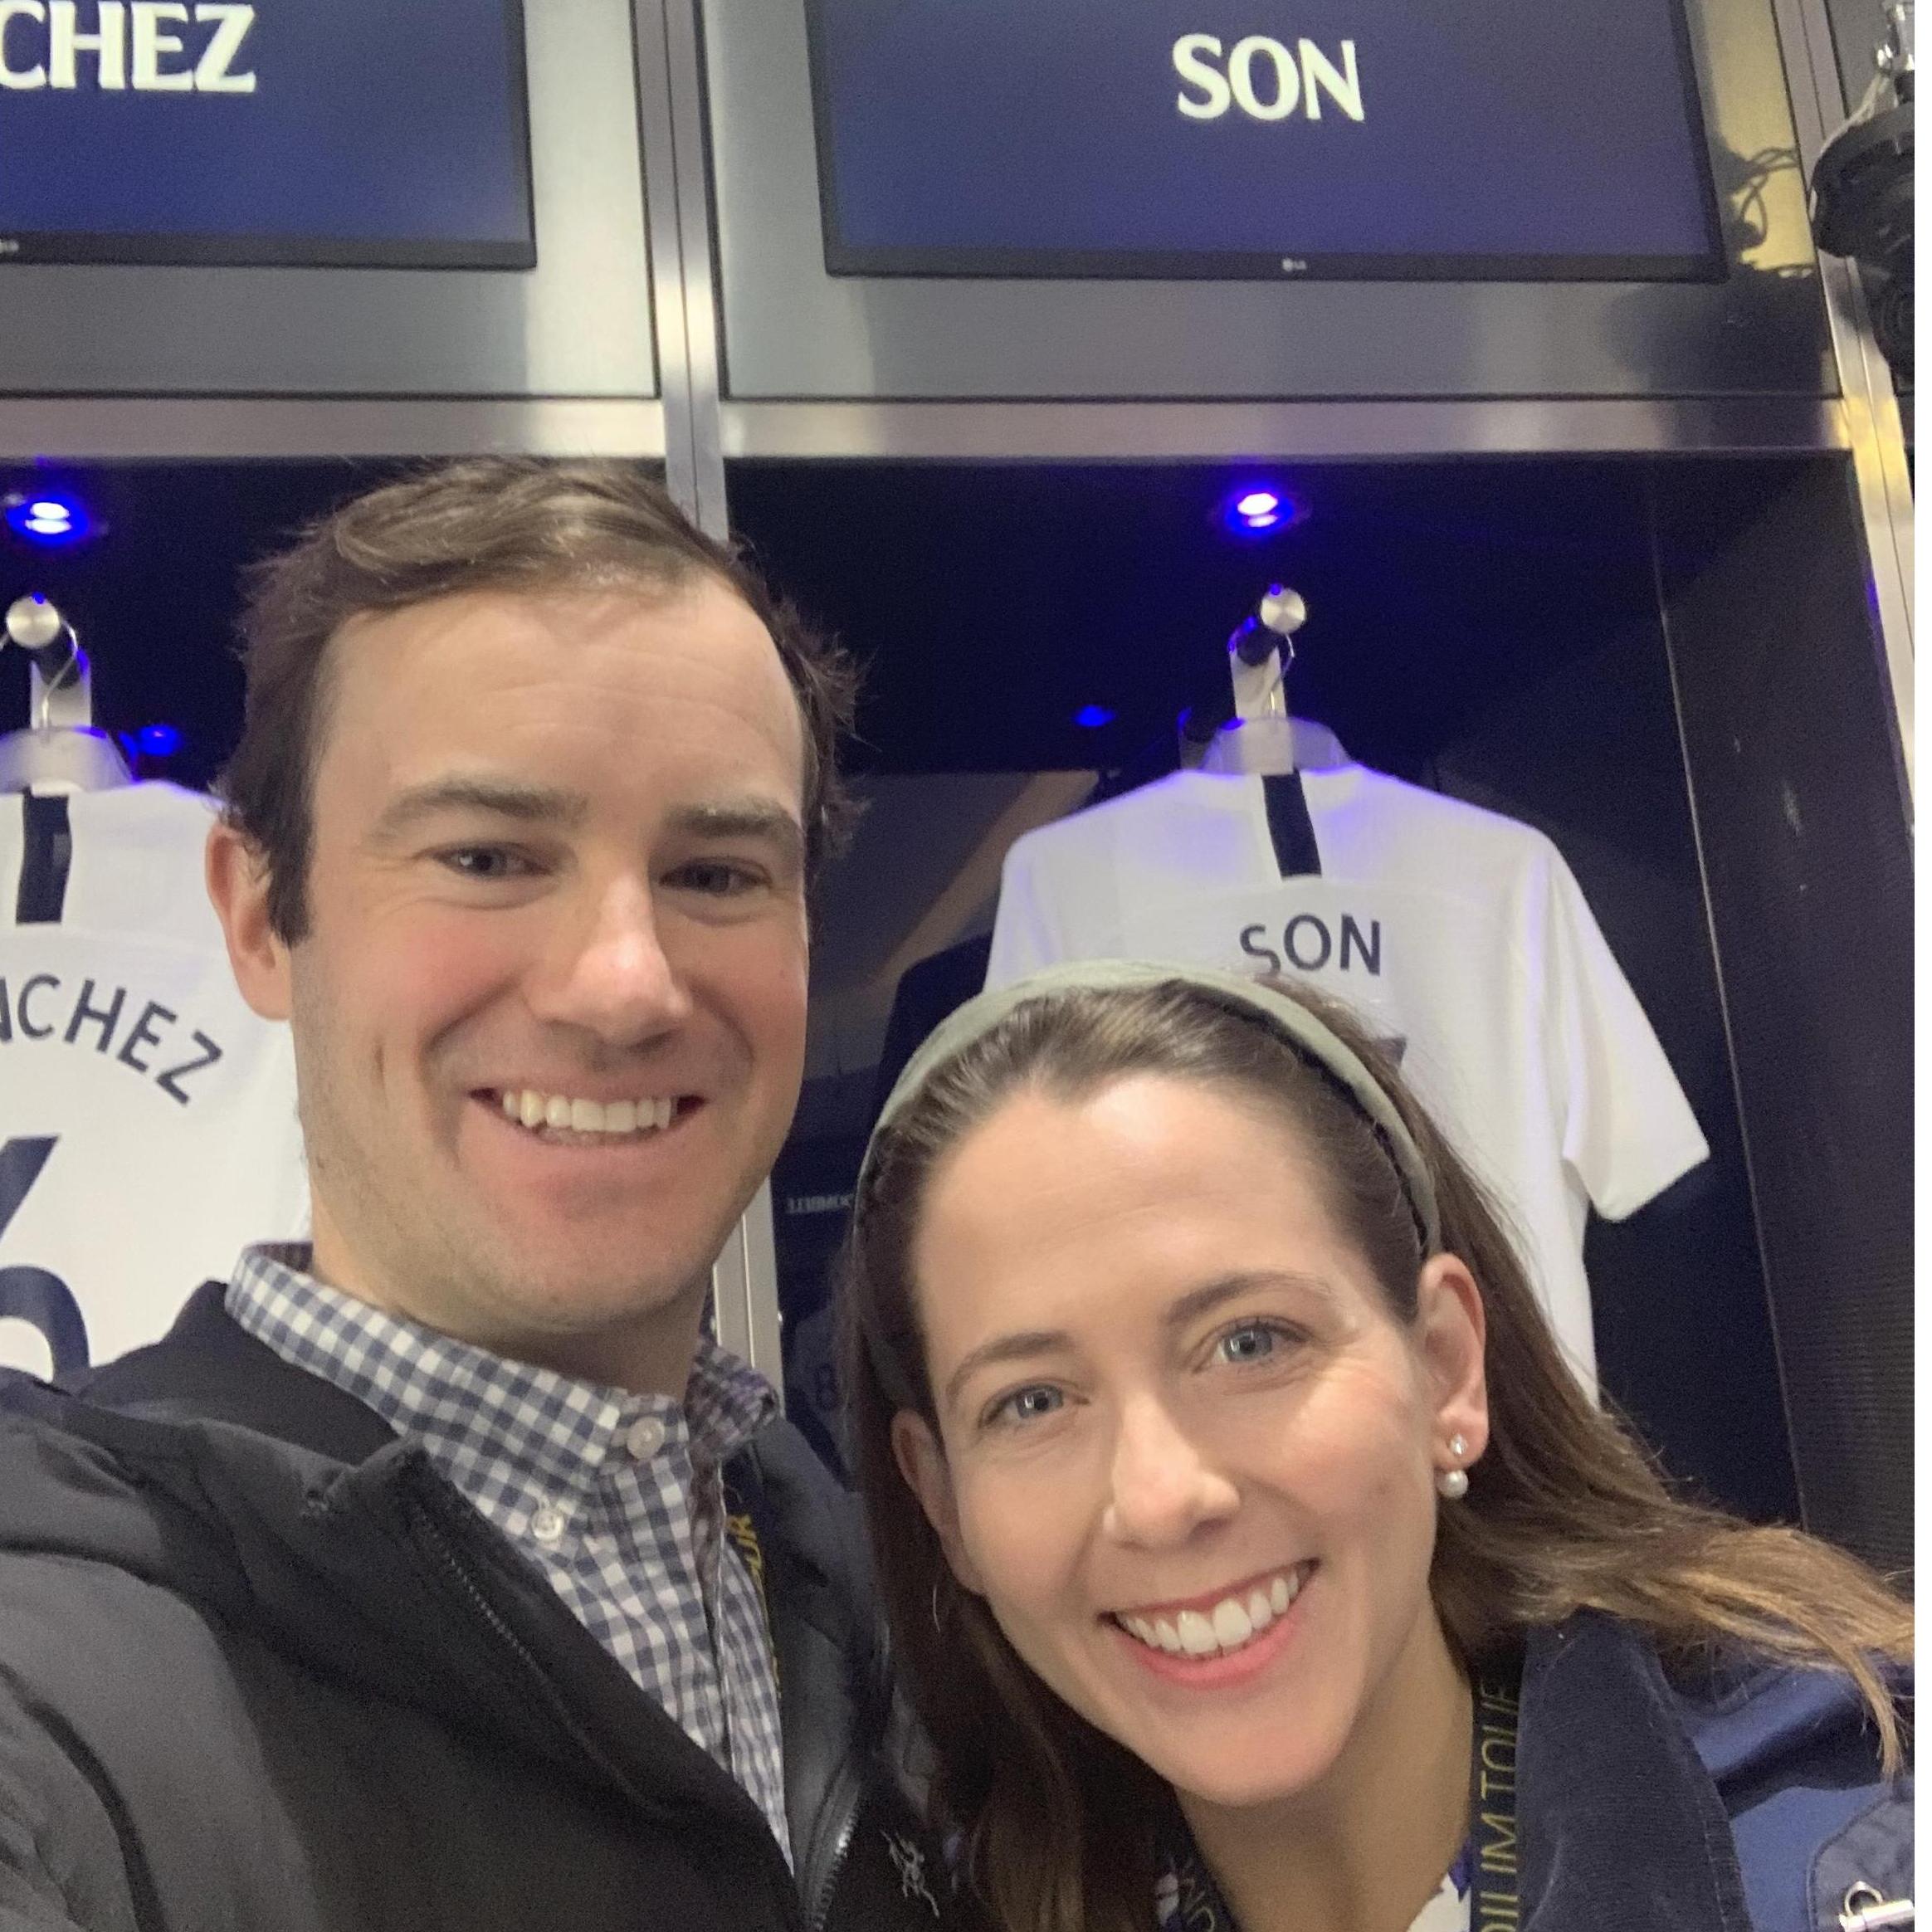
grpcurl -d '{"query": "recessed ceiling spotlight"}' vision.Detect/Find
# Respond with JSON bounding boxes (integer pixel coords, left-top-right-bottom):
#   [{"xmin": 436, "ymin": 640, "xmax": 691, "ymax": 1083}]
[
  {"xmin": 1221, "ymin": 482, "xmax": 1308, "ymax": 537},
  {"xmin": 4, "ymin": 490, "xmax": 95, "ymax": 549}
]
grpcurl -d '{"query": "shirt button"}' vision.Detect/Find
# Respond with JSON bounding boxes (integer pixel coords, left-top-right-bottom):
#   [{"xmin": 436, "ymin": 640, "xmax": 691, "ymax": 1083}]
[
  {"xmin": 626, "ymin": 1416, "xmax": 668, "ymax": 1460},
  {"xmin": 529, "ymin": 1501, "xmax": 568, "ymax": 1544}
]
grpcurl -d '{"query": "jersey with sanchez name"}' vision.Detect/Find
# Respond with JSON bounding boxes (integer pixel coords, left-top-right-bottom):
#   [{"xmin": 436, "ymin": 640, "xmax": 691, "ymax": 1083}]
[
  {"xmin": 985, "ymin": 764, "xmax": 1708, "ymax": 1393},
  {"xmin": 0, "ymin": 782, "xmax": 308, "ymax": 1378}
]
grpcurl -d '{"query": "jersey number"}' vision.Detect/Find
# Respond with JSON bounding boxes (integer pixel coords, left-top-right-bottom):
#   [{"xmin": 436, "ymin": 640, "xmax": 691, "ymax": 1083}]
[{"xmin": 0, "ymin": 1138, "xmax": 89, "ymax": 1377}]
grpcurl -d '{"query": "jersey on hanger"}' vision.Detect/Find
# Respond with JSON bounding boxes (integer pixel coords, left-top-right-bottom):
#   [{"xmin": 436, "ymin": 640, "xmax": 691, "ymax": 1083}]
[
  {"xmin": 0, "ymin": 783, "xmax": 309, "ymax": 1378},
  {"xmin": 985, "ymin": 763, "xmax": 1709, "ymax": 1393}
]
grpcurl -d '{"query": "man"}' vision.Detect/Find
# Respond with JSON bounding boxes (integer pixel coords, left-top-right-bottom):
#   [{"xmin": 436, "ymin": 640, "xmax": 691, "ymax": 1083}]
[{"xmin": 0, "ymin": 461, "xmax": 954, "ymax": 1932}]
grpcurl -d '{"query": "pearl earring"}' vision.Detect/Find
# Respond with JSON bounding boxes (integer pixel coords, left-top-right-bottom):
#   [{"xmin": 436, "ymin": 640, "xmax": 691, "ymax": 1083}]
[{"xmin": 1437, "ymin": 1433, "xmax": 1470, "ymax": 1500}]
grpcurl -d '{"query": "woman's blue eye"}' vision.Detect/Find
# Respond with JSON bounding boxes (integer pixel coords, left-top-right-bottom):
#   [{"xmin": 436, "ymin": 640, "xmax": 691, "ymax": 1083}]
[
  {"xmin": 1217, "ymin": 1323, "xmax": 1283, "ymax": 1365},
  {"xmin": 990, "ymin": 1385, "xmax": 1064, "ymax": 1427}
]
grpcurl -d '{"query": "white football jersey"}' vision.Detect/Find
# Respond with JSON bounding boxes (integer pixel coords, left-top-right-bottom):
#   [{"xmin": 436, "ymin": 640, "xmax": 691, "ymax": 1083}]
[
  {"xmin": 986, "ymin": 761, "xmax": 1709, "ymax": 1392},
  {"xmin": 0, "ymin": 781, "xmax": 308, "ymax": 1377}
]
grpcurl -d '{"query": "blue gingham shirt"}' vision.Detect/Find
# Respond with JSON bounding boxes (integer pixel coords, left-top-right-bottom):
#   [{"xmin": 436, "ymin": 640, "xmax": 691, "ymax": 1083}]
[{"xmin": 227, "ymin": 1245, "xmax": 792, "ymax": 1864}]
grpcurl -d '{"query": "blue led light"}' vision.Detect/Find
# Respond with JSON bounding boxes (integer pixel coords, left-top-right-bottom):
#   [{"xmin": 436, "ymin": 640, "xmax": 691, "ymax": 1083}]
[
  {"xmin": 1222, "ymin": 482, "xmax": 1306, "ymax": 537},
  {"xmin": 1074, "ymin": 704, "xmax": 1115, "ymax": 729},
  {"xmin": 5, "ymin": 490, "xmax": 93, "ymax": 548},
  {"xmin": 138, "ymin": 723, "xmax": 183, "ymax": 757}
]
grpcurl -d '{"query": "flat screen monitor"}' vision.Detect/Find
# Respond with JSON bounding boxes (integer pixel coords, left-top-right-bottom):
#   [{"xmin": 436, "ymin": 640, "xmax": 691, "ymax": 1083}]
[
  {"xmin": 0, "ymin": 0, "xmax": 535, "ymax": 268},
  {"xmin": 803, "ymin": 0, "xmax": 1725, "ymax": 282}
]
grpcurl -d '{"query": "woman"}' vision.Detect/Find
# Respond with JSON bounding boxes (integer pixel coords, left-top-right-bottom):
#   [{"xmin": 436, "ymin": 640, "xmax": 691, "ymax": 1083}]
[{"xmin": 842, "ymin": 959, "xmax": 1911, "ymax": 1932}]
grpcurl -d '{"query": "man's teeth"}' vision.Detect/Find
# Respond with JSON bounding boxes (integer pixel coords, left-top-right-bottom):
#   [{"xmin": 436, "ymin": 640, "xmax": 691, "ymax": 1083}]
[
  {"xmin": 1119, "ymin": 1568, "xmax": 1305, "ymax": 1660},
  {"xmin": 498, "ymin": 1090, "xmax": 676, "ymax": 1135}
]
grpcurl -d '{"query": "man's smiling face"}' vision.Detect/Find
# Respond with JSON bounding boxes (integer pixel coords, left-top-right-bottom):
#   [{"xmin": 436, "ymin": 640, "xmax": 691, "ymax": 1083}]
[{"xmin": 215, "ymin": 576, "xmax": 810, "ymax": 1394}]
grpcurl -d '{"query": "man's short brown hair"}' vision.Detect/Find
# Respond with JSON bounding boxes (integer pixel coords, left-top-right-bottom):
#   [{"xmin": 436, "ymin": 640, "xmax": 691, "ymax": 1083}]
[{"xmin": 221, "ymin": 457, "xmax": 857, "ymax": 942}]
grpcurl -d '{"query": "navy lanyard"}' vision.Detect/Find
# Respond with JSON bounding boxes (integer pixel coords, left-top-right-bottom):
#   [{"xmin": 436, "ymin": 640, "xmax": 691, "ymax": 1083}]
[
  {"xmin": 1158, "ymin": 1651, "xmax": 1525, "ymax": 1932},
  {"xmin": 1468, "ymin": 1656, "xmax": 1523, "ymax": 1930}
]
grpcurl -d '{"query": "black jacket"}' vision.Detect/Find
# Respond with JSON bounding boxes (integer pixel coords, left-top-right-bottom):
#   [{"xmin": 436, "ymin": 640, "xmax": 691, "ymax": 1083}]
[
  {"xmin": 0, "ymin": 1286, "xmax": 955, "ymax": 1932},
  {"xmin": 1510, "ymin": 1613, "xmax": 1911, "ymax": 1932}
]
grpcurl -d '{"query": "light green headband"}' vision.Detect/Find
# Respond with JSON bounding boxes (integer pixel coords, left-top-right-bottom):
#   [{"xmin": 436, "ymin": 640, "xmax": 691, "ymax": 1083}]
[{"xmin": 856, "ymin": 959, "xmax": 1444, "ymax": 1406}]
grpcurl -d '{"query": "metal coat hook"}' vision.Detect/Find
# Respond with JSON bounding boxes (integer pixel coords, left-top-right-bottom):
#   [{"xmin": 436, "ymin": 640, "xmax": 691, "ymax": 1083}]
[
  {"xmin": 1180, "ymin": 583, "xmax": 1314, "ymax": 770},
  {"xmin": 4, "ymin": 593, "xmax": 92, "ymax": 730},
  {"xmin": 1, "ymin": 593, "xmax": 131, "ymax": 793},
  {"xmin": 1227, "ymin": 583, "xmax": 1307, "ymax": 726},
  {"xmin": 1232, "ymin": 583, "xmax": 1309, "ymax": 673}
]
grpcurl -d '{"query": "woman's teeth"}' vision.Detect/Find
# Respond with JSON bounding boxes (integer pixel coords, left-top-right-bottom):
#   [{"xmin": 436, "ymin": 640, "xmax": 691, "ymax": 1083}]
[
  {"xmin": 497, "ymin": 1090, "xmax": 677, "ymax": 1136},
  {"xmin": 1118, "ymin": 1566, "xmax": 1307, "ymax": 1659}
]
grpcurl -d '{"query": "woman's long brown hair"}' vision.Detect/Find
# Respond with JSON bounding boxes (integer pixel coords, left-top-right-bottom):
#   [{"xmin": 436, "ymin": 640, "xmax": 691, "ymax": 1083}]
[{"xmin": 839, "ymin": 978, "xmax": 1911, "ymax": 1932}]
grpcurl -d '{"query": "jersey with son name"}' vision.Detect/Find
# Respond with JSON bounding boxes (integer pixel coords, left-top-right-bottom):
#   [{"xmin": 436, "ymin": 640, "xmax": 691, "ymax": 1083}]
[
  {"xmin": 985, "ymin": 759, "xmax": 1708, "ymax": 1393},
  {"xmin": 0, "ymin": 782, "xmax": 308, "ymax": 1379}
]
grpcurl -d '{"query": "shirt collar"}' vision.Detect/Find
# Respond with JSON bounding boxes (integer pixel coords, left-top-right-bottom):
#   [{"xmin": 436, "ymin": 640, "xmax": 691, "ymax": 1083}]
[{"xmin": 227, "ymin": 1243, "xmax": 778, "ymax": 1500}]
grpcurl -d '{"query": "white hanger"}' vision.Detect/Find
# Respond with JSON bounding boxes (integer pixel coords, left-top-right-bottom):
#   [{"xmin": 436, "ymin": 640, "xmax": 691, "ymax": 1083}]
[{"xmin": 0, "ymin": 593, "xmax": 133, "ymax": 795}]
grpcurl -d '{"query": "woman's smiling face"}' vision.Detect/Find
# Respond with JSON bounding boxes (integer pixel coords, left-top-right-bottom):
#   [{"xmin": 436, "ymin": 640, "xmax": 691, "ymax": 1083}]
[{"xmin": 893, "ymin": 1071, "xmax": 1487, "ymax": 1813}]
